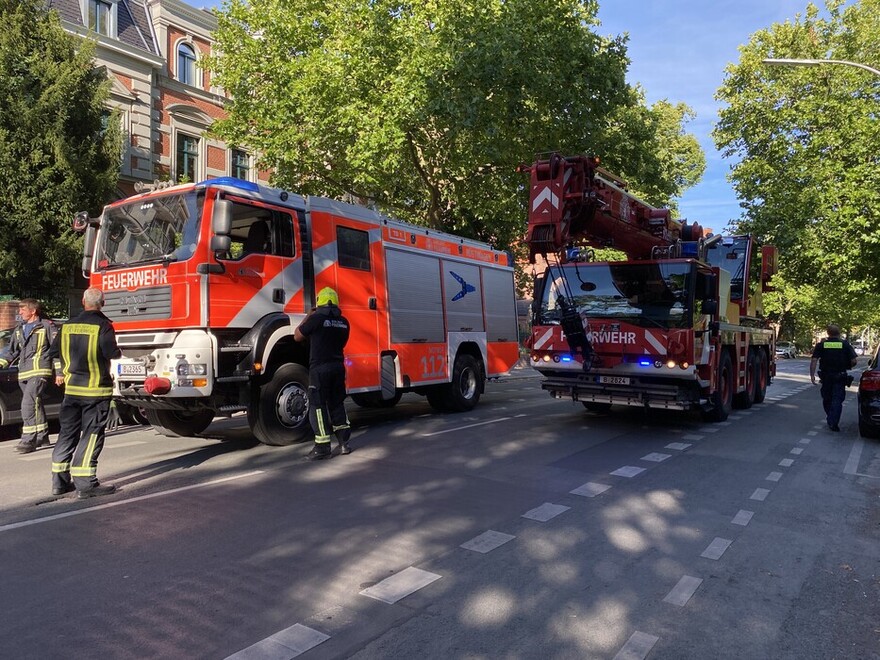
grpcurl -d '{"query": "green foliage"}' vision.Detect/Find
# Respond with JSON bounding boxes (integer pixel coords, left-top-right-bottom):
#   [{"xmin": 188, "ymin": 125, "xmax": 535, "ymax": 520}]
[
  {"xmin": 208, "ymin": 0, "xmax": 704, "ymax": 255},
  {"xmin": 714, "ymin": 0, "xmax": 880, "ymax": 331},
  {"xmin": 0, "ymin": 0, "xmax": 120, "ymax": 305}
]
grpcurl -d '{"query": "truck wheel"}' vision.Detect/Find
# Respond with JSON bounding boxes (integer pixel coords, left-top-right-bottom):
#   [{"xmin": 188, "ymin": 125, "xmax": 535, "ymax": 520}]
[
  {"xmin": 351, "ymin": 391, "xmax": 403, "ymax": 408},
  {"xmin": 702, "ymin": 350, "xmax": 733, "ymax": 422},
  {"xmin": 145, "ymin": 409, "xmax": 215, "ymax": 437},
  {"xmin": 249, "ymin": 363, "xmax": 312, "ymax": 446},
  {"xmin": 444, "ymin": 354, "xmax": 482, "ymax": 412},
  {"xmin": 425, "ymin": 386, "xmax": 449, "ymax": 412},
  {"xmin": 582, "ymin": 402, "xmax": 612, "ymax": 413},
  {"xmin": 733, "ymin": 350, "xmax": 757, "ymax": 409},
  {"xmin": 754, "ymin": 349, "xmax": 768, "ymax": 403}
]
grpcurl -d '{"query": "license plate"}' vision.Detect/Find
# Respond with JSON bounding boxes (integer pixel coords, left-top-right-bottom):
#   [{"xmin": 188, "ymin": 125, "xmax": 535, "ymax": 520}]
[
  {"xmin": 118, "ymin": 363, "xmax": 145, "ymax": 376},
  {"xmin": 598, "ymin": 376, "xmax": 630, "ymax": 385}
]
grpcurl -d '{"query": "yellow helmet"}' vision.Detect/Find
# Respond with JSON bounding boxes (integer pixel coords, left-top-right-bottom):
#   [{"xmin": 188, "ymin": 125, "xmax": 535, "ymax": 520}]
[{"xmin": 316, "ymin": 287, "xmax": 339, "ymax": 306}]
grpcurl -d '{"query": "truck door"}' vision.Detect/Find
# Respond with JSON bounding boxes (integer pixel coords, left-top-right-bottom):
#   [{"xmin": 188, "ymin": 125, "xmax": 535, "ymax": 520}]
[{"xmin": 209, "ymin": 195, "xmax": 304, "ymax": 328}]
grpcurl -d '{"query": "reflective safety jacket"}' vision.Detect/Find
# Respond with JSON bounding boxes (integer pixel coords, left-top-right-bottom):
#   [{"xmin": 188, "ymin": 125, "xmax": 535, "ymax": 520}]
[
  {"xmin": 50, "ymin": 309, "xmax": 121, "ymax": 398},
  {"xmin": 0, "ymin": 318, "xmax": 57, "ymax": 380}
]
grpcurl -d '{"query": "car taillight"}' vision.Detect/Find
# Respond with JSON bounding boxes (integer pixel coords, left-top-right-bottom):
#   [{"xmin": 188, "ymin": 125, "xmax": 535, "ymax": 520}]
[{"xmin": 860, "ymin": 371, "xmax": 880, "ymax": 391}]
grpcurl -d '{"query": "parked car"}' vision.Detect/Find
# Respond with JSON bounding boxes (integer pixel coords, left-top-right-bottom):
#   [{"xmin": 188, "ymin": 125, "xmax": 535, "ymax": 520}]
[
  {"xmin": 858, "ymin": 344, "xmax": 880, "ymax": 438},
  {"xmin": 776, "ymin": 341, "xmax": 797, "ymax": 359}
]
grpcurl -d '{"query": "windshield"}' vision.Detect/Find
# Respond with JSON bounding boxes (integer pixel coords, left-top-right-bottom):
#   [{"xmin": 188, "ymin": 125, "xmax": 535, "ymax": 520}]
[
  {"xmin": 98, "ymin": 192, "xmax": 203, "ymax": 268},
  {"xmin": 538, "ymin": 261, "xmax": 695, "ymax": 329},
  {"xmin": 703, "ymin": 235, "xmax": 749, "ymax": 301}
]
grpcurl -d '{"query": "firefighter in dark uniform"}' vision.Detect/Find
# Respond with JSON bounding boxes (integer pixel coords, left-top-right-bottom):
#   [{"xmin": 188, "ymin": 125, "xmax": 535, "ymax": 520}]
[
  {"xmin": 810, "ymin": 324, "xmax": 857, "ymax": 432},
  {"xmin": 294, "ymin": 287, "xmax": 352, "ymax": 460},
  {"xmin": 0, "ymin": 299, "xmax": 57, "ymax": 453},
  {"xmin": 48, "ymin": 288, "xmax": 121, "ymax": 498}
]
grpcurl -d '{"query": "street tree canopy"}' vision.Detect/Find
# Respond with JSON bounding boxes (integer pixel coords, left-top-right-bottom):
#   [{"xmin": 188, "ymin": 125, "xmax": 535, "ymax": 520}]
[
  {"xmin": 208, "ymin": 0, "xmax": 704, "ymax": 252},
  {"xmin": 714, "ymin": 0, "xmax": 880, "ymax": 332},
  {"xmin": 0, "ymin": 0, "xmax": 120, "ymax": 309}
]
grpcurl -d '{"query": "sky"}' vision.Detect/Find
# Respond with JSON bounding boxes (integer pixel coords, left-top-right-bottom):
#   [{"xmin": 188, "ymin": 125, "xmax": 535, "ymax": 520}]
[
  {"xmin": 200, "ymin": 0, "xmax": 819, "ymax": 229},
  {"xmin": 596, "ymin": 0, "xmax": 812, "ymax": 228}
]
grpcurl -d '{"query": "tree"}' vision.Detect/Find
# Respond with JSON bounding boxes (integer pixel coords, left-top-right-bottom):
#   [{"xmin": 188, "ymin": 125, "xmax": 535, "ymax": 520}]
[
  {"xmin": 0, "ymin": 0, "xmax": 120, "ymax": 308},
  {"xmin": 208, "ymin": 0, "xmax": 704, "ymax": 253},
  {"xmin": 714, "ymin": 0, "xmax": 880, "ymax": 329}
]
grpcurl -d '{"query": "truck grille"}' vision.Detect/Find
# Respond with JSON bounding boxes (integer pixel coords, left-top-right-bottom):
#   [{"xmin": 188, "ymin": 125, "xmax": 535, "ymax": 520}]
[{"xmin": 103, "ymin": 286, "xmax": 172, "ymax": 321}]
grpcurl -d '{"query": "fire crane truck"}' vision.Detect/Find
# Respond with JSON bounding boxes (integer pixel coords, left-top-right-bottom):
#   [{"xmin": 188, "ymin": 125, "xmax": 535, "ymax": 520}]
[
  {"xmin": 523, "ymin": 153, "xmax": 777, "ymax": 421},
  {"xmin": 73, "ymin": 178, "xmax": 519, "ymax": 445}
]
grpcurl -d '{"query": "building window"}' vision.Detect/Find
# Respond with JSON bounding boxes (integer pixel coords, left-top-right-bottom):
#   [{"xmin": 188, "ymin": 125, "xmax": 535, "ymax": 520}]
[
  {"xmin": 231, "ymin": 149, "xmax": 250, "ymax": 180},
  {"xmin": 88, "ymin": 0, "xmax": 113, "ymax": 36},
  {"xmin": 177, "ymin": 43, "xmax": 197, "ymax": 86},
  {"xmin": 176, "ymin": 134, "xmax": 199, "ymax": 183}
]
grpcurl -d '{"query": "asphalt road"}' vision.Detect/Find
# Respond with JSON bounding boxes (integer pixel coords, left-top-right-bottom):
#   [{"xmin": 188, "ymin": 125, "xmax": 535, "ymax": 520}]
[{"xmin": 1, "ymin": 358, "xmax": 878, "ymax": 659}]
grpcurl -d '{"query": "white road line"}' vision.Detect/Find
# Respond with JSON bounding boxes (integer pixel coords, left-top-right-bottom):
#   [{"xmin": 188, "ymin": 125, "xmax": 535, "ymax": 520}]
[
  {"xmin": 790, "ymin": 447, "xmax": 804, "ymax": 455},
  {"xmin": 421, "ymin": 417, "xmax": 512, "ymax": 437},
  {"xmin": 613, "ymin": 631, "xmax": 659, "ymax": 660},
  {"xmin": 610, "ymin": 466, "xmax": 646, "ymax": 478},
  {"xmin": 766, "ymin": 472, "xmax": 783, "ymax": 482},
  {"xmin": 739, "ymin": 411, "xmax": 753, "ymax": 415},
  {"xmin": 844, "ymin": 437, "xmax": 864, "ymax": 475},
  {"xmin": 0, "ymin": 470, "xmax": 265, "ymax": 533},
  {"xmin": 779, "ymin": 458, "xmax": 794, "ymax": 468},
  {"xmin": 681, "ymin": 434, "xmax": 703, "ymax": 441},
  {"xmin": 570, "ymin": 482, "xmax": 611, "ymax": 498},
  {"xmin": 460, "ymin": 530, "xmax": 515, "ymax": 554},
  {"xmin": 731, "ymin": 510, "xmax": 754, "ymax": 526},
  {"xmin": 700, "ymin": 537, "xmax": 732, "ymax": 560},
  {"xmin": 799, "ymin": 438, "xmax": 812, "ymax": 445},
  {"xmin": 663, "ymin": 575, "xmax": 703, "ymax": 606},
  {"xmin": 698, "ymin": 427, "xmax": 720, "ymax": 433},
  {"xmin": 718, "ymin": 421, "xmax": 732, "ymax": 426},
  {"xmin": 359, "ymin": 567, "xmax": 441, "ymax": 604},
  {"xmin": 641, "ymin": 452, "xmax": 671, "ymax": 462},
  {"xmin": 665, "ymin": 442, "xmax": 692, "ymax": 451},
  {"xmin": 807, "ymin": 431, "xmax": 817, "ymax": 436},
  {"xmin": 522, "ymin": 502, "xmax": 570, "ymax": 522},
  {"xmin": 750, "ymin": 488, "xmax": 770, "ymax": 501},
  {"xmin": 225, "ymin": 624, "xmax": 329, "ymax": 660}
]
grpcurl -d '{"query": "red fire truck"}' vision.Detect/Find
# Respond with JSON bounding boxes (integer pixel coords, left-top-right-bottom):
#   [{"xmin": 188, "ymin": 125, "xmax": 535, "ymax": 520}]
[
  {"xmin": 73, "ymin": 178, "xmax": 519, "ymax": 445},
  {"xmin": 523, "ymin": 154, "xmax": 777, "ymax": 421}
]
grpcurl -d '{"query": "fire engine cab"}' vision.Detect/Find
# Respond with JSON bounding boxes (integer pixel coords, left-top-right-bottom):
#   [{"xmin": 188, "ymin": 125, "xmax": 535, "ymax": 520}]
[{"xmin": 74, "ymin": 178, "xmax": 519, "ymax": 445}]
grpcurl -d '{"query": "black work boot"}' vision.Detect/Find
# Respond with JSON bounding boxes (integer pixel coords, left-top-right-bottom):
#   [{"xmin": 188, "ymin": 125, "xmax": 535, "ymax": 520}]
[
  {"xmin": 13, "ymin": 441, "xmax": 36, "ymax": 454},
  {"xmin": 77, "ymin": 484, "xmax": 117, "ymax": 499},
  {"xmin": 305, "ymin": 444, "xmax": 332, "ymax": 461},
  {"xmin": 35, "ymin": 437, "xmax": 51, "ymax": 449},
  {"xmin": 338, "ymin": 442, "xmax": 352, "ymax": 455}
]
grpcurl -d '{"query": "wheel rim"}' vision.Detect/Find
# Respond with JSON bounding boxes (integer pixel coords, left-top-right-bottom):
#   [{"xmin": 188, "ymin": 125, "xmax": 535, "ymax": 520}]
[
  {"xmin": 459, "ymin": 367, "xmax": 477, "ymax": 400},
  {"xmin": 276, "ymin": 382, "xmax": 308, "ymax": 428}
]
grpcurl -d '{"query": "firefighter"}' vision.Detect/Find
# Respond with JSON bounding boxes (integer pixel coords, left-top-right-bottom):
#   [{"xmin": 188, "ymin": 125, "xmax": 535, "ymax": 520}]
[
  {"xmin": 294, "ymin": 287, "xmax": 352, "ymax": 460},
  {"xmin": 810, "ymin": 324, "xmax": 857, "ymax": 432},
  {"xmin": 48, "ymin": 288, "xmax": 121, "ymax": 498},
  {"xmin": 0, "ymin": 299, "xmax": 57, "ymax": 453}
]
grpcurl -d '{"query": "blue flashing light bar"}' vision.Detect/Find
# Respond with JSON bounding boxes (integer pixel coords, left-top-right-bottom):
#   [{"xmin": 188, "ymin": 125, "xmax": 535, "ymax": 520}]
[
  {"xmin": 199, "ymin": 177, "xmax": 260, "ymax": 192},
  {"xmin": 638, "ymin": 358, "xmax": 653, "ymax": 367},
  {"xmin": 680, "ymin": 242, "xmax": 699, "ymax": 257},
  {"xmin": 560, "ymin": 355, "xmax": 573, "ymax": 362}
]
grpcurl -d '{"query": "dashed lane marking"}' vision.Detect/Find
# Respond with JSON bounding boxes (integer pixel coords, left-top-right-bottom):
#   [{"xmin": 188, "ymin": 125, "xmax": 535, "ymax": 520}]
[
  {"xmin": 766, "ymin": 472, "xmax": 783, "ymax": 482},
  {"xmin": 522, "ymin": 503, "xmax": 570, "ymax": 522},
  {"xmin": 790, "ymin": 447, "xmax": 804, "ymax": 455},
  {"xmin": 799, "ymin": 438, "xmax": 812, "ymax": 445},
  {"xmin": 750, "ymin": 488, "xmax": 770, "ymax": 501},
  {"xmin": 421, "ymin": 417, "xmax": 512, "ymax": 437},
  {"xmin": 779, "ymin": 458, "xmax": 794, "ymax": 468},
  {"xmin": 640, "ymin": 452, "xmax": 672, "ymax": 462},
  {"xmin": 359, "ymin": 567, "xmax": 442, "ymax": 604},
  {"xmin": 225, "ymin": 624, "xmax": 329, "ymax": 660},
  {"xmin": 613, "ymin": 631, "xmax": 659, "ymax": 660},
  {"xmin": 681, "ymin": 434, "xmax": 703, "ymax": 441},
  {"xmin": 610, "ymin": 466, "xmax": 646, "ymax": 478},
  {"xmin": 0, "ymin": 471, "xmax": 265, "ymax": 533},
  {"xmin": 697, "ymin": 427, "xmax": 720, "ymax": 433},
  {"xmin": 807, "ymin": 431, "xmax": 817, "ymax": 436},
  {"xmin": 460, "ymin": 530, "xmax": 515, "ymax": 554},
  {"xmin": 663, "ymin": 575, "xmax": 703, "ymax": 606},
  {"xmin": 570, "ymin": 482, "xmax": 611, "ymax": 498},
  {"xmin": 700, "ymin": 537, "xmax": 733, "ymax": 560},
  {"xmin": 731, "ymin": 510, "xmax": 754, "ymax": 526},
  {"xmin": 665, "ymin": 442, "xmax": 692, "ymax": 451}
]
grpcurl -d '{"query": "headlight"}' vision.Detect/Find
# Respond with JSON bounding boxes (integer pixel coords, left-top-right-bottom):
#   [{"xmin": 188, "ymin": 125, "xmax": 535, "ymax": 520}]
[{"xmin": 177, "ymin": 363, "xmax": 207, "ymax": 376}]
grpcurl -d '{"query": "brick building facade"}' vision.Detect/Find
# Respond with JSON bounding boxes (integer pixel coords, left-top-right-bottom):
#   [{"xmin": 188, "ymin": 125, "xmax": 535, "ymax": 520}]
[{"xmin": 48, "ymin": 0, "xmax": 269, "ymax": 199}]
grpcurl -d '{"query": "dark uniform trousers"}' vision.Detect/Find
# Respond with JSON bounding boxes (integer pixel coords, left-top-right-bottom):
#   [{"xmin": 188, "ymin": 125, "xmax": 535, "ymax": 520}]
[
  {"xmin": 20, "ymin": 377, "xmax": 49, "ymax": 445},
  {"xmin": 308, "ymin": 362, "xmax": 350, "ymax": 447},
  {"xmin": 819, "ymin": 371, "xmax": 847, "ymax": 428},
  {"xmin": 52, "ymin": 396, "xmax": 111, "ymax": 492}
]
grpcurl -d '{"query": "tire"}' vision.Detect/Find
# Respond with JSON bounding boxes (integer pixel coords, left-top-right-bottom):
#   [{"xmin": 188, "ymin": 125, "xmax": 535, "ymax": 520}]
[
  {"xmin": 754, "ymin": 350, "xmax": 768, "ymax": 403},
  {"xmin": 425, "ymin": 386, "xmax": 449, "ymax": 412},
  {"xmin": 351, "ymin": 391, "xmax": 402, "ymax": 408},
  {"xmin": 733, "ymin": 350, "xmax": 757, "ymax": 409},
  {"xmin": 582, "ymin": 402, "xmax": 612, "ymax": 413},
  {"xmin": 444, "ymin": 354, "xmax": 483, "ymax": 412},
  {"xmin": 859, "ymin": 417, "xmax": 880, "ymax": 439},
  {"xmin": 145, "ymin": 409, "xmax": 215, "ymax": 437},
  {"xmin": 249, "ymin": 363, "xmax": 312, "ymax": 446},
  {"xmin": 702, "ymin": 350, "xmax": 734, "ymax": 422}
]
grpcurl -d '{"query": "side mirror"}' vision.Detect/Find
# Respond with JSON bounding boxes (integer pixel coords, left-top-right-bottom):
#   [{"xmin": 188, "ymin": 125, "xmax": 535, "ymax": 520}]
[
  {"xmin": 701, "ymin": 300, "xmax": 718, "ymax": 316},
  {"xmin": 213, "ymin": 199, "xmax": 232, "ymax": 236},
  {"xmin": 73, "ymin": 211, "xmax": 91, "ymax": 233},
  {"xmin": 211, "ymin": 235, "xmax": 231, "ymax": 253},
  {"xmin": 761, "ymin": 245, "xmax": 778, "ymax": 292},
  {"xmin": 700, "ymin": 273, "xmax": 717, "ymax": 300}
]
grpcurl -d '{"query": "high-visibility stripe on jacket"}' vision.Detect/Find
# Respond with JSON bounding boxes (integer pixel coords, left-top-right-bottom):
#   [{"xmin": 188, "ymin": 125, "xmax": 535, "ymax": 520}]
[
  {"xmin": 0, "ymin": 319, "xmax": 56, "ymax": 380},
  {"xmin": 49, "ymin": 310, "xmax": 121, "ymax": 398}
]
